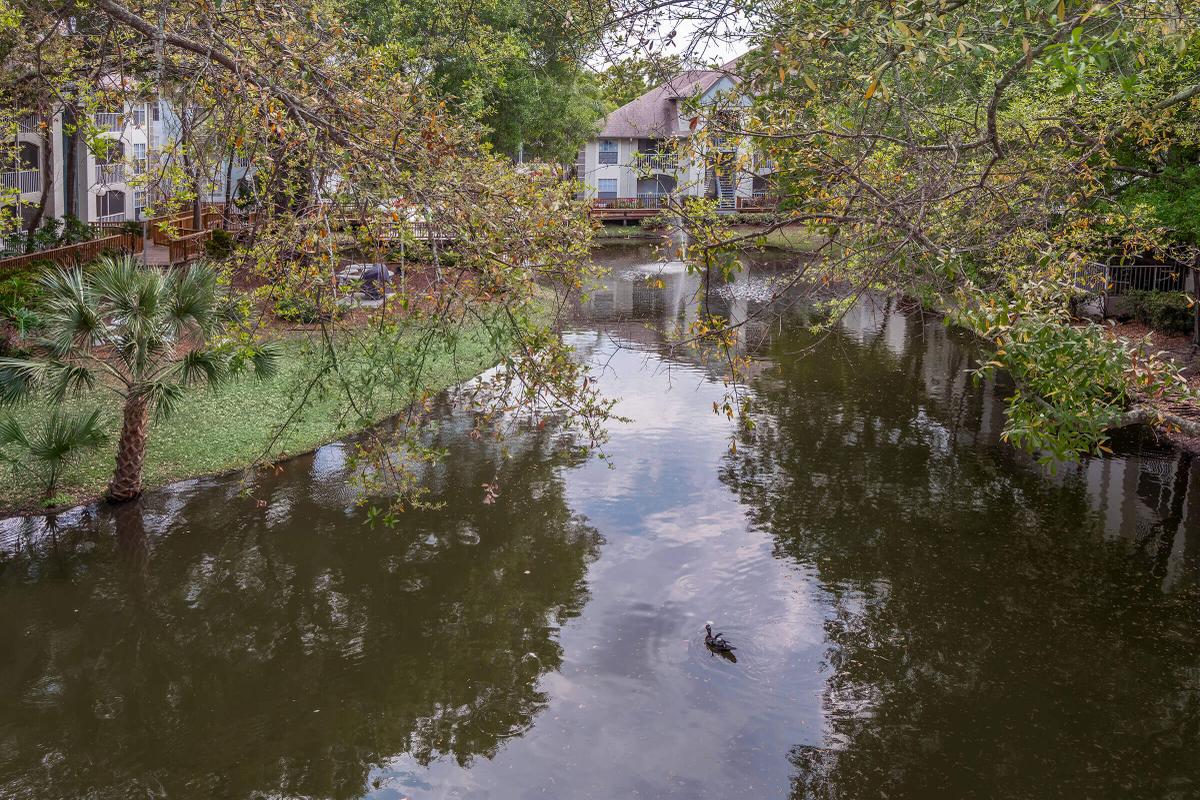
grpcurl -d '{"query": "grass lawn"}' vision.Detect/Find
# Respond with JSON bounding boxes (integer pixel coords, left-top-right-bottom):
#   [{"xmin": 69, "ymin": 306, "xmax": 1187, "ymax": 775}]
[
  {"xmin": 0, "ymin": 317, "xmax": 512, "ymax": 514},
  {"xmin": 728, "ymin": 224, "xmax": 819, "ymax": 252}
]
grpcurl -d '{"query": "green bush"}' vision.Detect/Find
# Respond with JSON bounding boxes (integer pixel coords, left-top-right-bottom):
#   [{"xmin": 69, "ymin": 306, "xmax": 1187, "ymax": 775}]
[
  {"xmin": 60, "ymin": 215, "xmax": 93, "ymax": 245},
  {"xmin": 205, "ymin": 229, "xmax": 236, "ymax": 260},
  {"xmin": 274, "ymin": 292, "xmax": 339, "ymax": 324},
  {"xmin": 1125, "ymin": 290, "xmax": 1194, "ymax": 335}
]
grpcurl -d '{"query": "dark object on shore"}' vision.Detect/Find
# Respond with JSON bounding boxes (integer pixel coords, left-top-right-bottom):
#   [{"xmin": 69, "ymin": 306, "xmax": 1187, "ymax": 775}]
[
  {"xmin": 336, "ymin": 262, "xmax": 392, "ymax": 299},
  {"xmin": 705, "ymin": 623, "xmax": 735, "ymax": 652}
]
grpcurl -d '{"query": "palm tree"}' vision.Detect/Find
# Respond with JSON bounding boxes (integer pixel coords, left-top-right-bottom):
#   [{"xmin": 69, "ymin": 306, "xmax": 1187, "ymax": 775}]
[
  {"xmin": 0, "ymin": 254, "xmax": 278, "ymax": 502},
  {"xmin": 0, "ymin": 409, "xmax": 107, "ymax": 502}
]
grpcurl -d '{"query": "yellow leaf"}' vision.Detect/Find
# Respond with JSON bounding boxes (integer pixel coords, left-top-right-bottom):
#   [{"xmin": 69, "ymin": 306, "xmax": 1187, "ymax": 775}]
[
  {"xmin": 864, "ymin": 79, "xmax": 878, "ymax": 100},
  {"xmin": 778, "ymin": 66, "xmax": 787, "ymax": 83},
  {"xmin": 804, "ymin": 75, "xmax": 818, "ymax": 91},
  {"xmin": 1057, "ymin": 0, "xmax": 1065, "ymax": 20}
]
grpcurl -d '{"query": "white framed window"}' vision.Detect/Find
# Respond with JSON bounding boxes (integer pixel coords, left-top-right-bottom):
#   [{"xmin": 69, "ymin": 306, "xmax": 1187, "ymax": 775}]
[
  {"xmin": 598, "ymin": 140, "xmax": 618, "ymax": 165},
  {"xmin": 597, "ymin": 178, "xmax": 618, "ymax": 199}
]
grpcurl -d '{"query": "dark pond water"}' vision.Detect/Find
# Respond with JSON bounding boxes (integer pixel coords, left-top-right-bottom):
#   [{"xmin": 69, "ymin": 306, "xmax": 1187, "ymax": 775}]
[{"xmin": 2, "ymin": 243, "xmax": 1199, "ymax": 799}]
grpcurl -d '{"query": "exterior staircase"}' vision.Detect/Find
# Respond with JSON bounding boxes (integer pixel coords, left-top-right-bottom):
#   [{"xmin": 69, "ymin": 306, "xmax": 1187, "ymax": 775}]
[{"xmin": 716, "ymin": 173, "xmax": 736, "ymax": 212}]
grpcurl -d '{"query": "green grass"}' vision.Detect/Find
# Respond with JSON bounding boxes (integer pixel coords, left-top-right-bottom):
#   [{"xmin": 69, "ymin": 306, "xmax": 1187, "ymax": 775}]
[
  {"xmin": 0, "ymin": 318, "xmax": 512, "ymax": 514},
  {"xmin": 727, "ymin": 224, "xmax": 819, "ymax": 251}
]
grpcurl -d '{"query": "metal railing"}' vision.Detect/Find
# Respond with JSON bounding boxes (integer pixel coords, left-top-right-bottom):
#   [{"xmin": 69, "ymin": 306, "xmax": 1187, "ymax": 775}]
[
  {"xmin": 17, "ymin": 114, "xmax": 39, "ymax": 133},
  {"xmin": 634, "ymin": 194, "xmax": 671, "ymax": 208},
  {"xmin": 96, "ymin": 163, "xmax": 126, "ymax": 184},
  {"xmin": 752, "ymin": 154, "xmax": 776, "ymax": 172},
  {"xmin": 96, "ymin": 211, "xmax": 126, "ymax": 223},
  {"xmin": 94, "ymin": 112, "xmax": 123, "ymax": 132},
  {"xmin": 1104, "ymin": 264, "xmax": 1187, "ymax": 296},
  {"xmin": 634, "ymin": 152, "xmax": 676, "ymax": 173},
  {"xmin": 1, "ymin": 169, "xmax": 41, "ymax": 194}
]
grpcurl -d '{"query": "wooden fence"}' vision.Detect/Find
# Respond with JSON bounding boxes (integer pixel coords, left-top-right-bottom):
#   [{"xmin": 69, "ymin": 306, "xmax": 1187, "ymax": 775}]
[
  {"xmin": 168, "ymin": 229, "xmax": 213, "ymax": 265},
  {"xmin": 0, "ymin": 234, "xmax": 139, "ymax": 273}
]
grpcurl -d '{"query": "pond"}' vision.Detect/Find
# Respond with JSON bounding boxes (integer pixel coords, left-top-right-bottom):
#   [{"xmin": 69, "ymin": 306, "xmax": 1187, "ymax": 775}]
[{"xmin": 1, "ymin": 242, "xmax": 1198, "ymax": 799}]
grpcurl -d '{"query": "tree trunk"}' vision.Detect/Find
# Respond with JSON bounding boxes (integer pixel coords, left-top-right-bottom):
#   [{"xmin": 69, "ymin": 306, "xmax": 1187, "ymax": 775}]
[
  {"xmin": 23, "ymin": 111, "xmax": 53, "ymax": 249},
  {"xmin": 108, "ymin": 394, "xmax": 150, "ymax": 502},
  {"xmin": 63, "ymin": 104, "xmax": 78, "ymax": 218}
]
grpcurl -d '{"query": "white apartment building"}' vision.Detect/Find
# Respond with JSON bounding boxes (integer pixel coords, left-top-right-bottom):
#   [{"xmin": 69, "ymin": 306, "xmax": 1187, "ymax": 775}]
[
  {"xmin": 3, "ymin": 112, "xmax": 66, "ymax": 229},
  {"xmin": 576, "ymin": 65, "xmax": 776, "ymax": 212},
  {"xmin": 76, "ymin": 99, "xmax": 157, "ymax": 224},
  {"xmin": 0, "ymin": 94, "xmax": 257, "ymax": 237}
]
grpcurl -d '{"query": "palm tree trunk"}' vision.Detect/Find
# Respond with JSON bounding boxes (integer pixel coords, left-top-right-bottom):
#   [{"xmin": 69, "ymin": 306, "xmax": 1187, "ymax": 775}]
[{"xmin": 108, "ymin": 394, "xmax": 150, "ymax": 502}]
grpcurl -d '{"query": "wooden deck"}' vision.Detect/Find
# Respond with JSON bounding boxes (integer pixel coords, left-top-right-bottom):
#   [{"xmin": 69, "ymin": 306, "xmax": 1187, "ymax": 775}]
[{"xmin": 588, "ymin": 196, "xmax": 781, "ymax": 222}]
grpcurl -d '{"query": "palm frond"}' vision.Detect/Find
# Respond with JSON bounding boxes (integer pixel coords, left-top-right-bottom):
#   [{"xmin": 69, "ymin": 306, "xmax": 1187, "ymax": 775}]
[
  {"xmin": 167, "ymin": 262, "xmax": 222, "ymax": 336},
  {"xmin": 142, "ymin": 380, "xmax": 186, "ymax": 420},
  {"xmin": 0, "ymin": 357, "xmax": 48, "ymax": 405},
  {"xmin": 174, "ymin": 348, "xmax": 229, "ymax": 388},
  {"xmin": 248, "ymin": 342, "xmax": 283, "ymax": 380},
  {"xmin": 44, "ymin": 362, "xmax": 98, "ymax": 403},
  {"xmin": 0, "ymin": 414, "xmax": 30, "ymax": 448},
  {"xmin": 31, "ymin": 408, "xmax": 107, "ymax": 462},
  {"xmin": 38, "ymin": 267, "xmax": 103, "ymax": 352}
]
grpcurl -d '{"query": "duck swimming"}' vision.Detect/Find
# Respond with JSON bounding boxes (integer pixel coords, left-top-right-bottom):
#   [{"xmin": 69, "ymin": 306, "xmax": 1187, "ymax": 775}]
[{"xmin": 704, "ymin": 623, "xmax": 735, "ymax": 652}]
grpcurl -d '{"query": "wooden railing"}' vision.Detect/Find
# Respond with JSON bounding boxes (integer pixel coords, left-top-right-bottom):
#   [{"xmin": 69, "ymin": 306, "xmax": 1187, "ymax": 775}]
[
  {"xmin": 168, "ymin": 229, "xmax": 211, "ymax": 265},
  {"xmin": 0, "ymin": 234, "xmax": 137, "ymax": 273},
  {"xmin": 736, "ymin": 194, "xmax": 781, "ymax": 211}
]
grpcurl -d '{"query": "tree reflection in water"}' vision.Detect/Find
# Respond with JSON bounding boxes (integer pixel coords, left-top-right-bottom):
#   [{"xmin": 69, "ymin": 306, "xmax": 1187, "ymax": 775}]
[
  {"xmin": 720, "ymin": 303, "xmax": 1200, "ymax": 800},
  {"xmin": 0, "ymin": 409, "xmax": 601, "ymax": 800}
]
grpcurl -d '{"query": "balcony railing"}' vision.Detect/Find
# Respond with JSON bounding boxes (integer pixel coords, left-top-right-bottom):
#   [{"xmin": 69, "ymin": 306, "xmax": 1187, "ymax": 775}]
[
  {"xmin": 633, "ymin": 152, "xmax": 677, "ymax": 173},
  {"xmin": 1, "ymin": 169, "xmax": 41, "ymax": 194},
  {"xmin": 592, "ymin": 196, "xmax": 671, "ymax": 210},
  {"xmin": 94, "ymin": 112, "xmax": 123, "ymax": 132},
  {"xmin": 96, "ymin": 163, "xmax": 126, "ymax": 184},
  {"xmin": 97, "ymin": 211, "xmax": 126, "ymax": 223},
  {"xmin": 735, "ymin": 194, "xmax": 780, "ymax": 211},
  {"xmin": 752, "ymin": 154, "xmax": 776, "ymax": 172},
  {"xmin": 17, "ymin": 114, "xmax": 39, "ymax": 134}
]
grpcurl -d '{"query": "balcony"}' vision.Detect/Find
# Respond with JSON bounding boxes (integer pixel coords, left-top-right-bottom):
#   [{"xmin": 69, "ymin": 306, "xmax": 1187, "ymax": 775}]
[
  {"xmin": 95, "ymin": 163, "xmax": 126, "ymax": 184},
  {"xmin": 94, "ymin": 112, "xmax": 123, "ymax": 132},
  {"xmin": 752, "ymin": 154, "xmax": 776, "ymax": 172},
  {"xmin": 633, "ymin": 152, "xmax": 676, "ymax": 173},
  {"xmin": 1, "ymin": 169, "xmax": 41, "ymax": 194}
]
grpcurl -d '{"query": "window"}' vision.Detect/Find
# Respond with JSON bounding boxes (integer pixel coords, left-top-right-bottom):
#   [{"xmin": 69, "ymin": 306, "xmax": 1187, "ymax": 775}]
[
  {"xmin": 598, "ymin": 178, "xmax": 618, "ymax": 199},
  {"xmin": 134, "ymin": 190, "xmax": 147, "ymax": 219},
  {"xmin": 151, "ymin": 103, "xmax": 160, "ymax": 122},
  {"xmin": 97, "ymin": 190, "xmax": 126, "ymax": 220},
  {"xmin": 598, "ymin": 140, "xmax": 618, "ymax": 165}
]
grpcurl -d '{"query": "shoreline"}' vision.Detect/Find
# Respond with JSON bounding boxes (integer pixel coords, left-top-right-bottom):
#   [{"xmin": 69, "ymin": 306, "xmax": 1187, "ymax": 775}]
[{"xmin": 0, "ymin": 318, "xmax": 514, "ymax": 519}]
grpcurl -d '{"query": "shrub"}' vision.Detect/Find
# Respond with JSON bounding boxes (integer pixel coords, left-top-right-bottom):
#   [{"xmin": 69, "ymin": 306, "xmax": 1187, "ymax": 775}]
[
  {"xmin": 1125, "ymin": 290, "xmax": 1193, "ymax": 336},
  {"xmin": 60, "ymin": 215, "xmax": 92, "ymax": 245},
  {"xmin": 205, "ymin": 229, "xmax": 236, "ymax": 260},
  {"xmin": 274, "ymin": 292, "xmax": 339, "ymax": 323}
]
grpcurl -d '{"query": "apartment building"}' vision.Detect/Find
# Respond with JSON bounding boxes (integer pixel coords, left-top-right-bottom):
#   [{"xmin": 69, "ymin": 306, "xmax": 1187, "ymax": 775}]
[
  {"xmin": 2, "ymin": 94, "xmax": 254, "ymax": 237},
  {"xmin": 3, "ymin": 112, "xmax": 66, "ymax": 229},
  {"xmin": 74, "ymin": 99, "xmax": 158, "ymax": 224},
  {"xmin": 576, "ymin": 64, "xmax": 776, "ymax": 212}
]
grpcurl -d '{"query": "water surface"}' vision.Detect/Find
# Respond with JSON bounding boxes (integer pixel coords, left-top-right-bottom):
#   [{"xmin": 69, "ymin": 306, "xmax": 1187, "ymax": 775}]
[{"xmin": 2, "ymin": 243, "xmax": 1198, "ymax": 799}]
